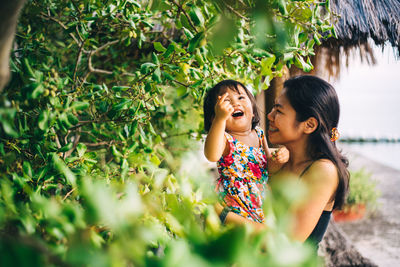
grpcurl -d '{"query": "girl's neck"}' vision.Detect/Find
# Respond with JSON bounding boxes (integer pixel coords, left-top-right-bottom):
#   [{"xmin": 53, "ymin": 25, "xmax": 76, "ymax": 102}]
[{"xmin": 227, "ymin": 128, "xmax": 253, "ymax": 137}]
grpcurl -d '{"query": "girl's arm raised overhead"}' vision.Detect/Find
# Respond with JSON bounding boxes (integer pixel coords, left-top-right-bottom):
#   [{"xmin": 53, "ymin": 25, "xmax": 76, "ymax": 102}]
[{"xmin": 204, "ymin": 93, "xmax": 233, "ymax": 162}]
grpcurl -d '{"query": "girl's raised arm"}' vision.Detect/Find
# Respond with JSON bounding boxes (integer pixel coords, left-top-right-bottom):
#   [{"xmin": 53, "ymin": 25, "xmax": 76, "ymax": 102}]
[{"xmin": 204, "ymin": 93, "xmax": 233, "ymax": 162}]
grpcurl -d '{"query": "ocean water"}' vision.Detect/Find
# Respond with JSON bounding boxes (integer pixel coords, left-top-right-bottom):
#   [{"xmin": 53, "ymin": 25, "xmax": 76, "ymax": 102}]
[
  {"xmin": 332, "ymin": 43, "xmax": 400, "ymax": 170},
  {"xmin": 338, "ymin": 142, "xmax": 400, "ymax": 171}
]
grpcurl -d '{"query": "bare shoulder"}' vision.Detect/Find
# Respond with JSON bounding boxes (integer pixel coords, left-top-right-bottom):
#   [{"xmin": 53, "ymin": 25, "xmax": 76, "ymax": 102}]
[{"xmin": 305, "ymin": 159, "xmax": 339, "ymax": 185}]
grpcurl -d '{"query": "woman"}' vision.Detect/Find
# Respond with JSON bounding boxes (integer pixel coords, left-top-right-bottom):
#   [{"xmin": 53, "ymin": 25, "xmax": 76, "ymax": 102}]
[{"xmin": 216, "ymin": 75, "xmax": 349, "ymax": 245}]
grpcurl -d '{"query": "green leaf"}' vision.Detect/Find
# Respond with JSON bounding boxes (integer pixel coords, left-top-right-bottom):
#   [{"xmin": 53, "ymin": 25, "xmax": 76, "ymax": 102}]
[
  {"xmin": 260, "ymin": 55, "xmax": 276, "ymax": 76},
  {"xmin": 331, "ymin": 26, "xmax": 338, "ymax": 39},
  {"xmin": 23, "ymin": 161, "xmax": 33, "ymax": 178},
  {"xmin": 31, "ymin": 83, "xmax": 44, "ymax": 99},
  {"xmin": 188, "ymin": 32, "xmax": 204, "ymax": 53},
  {"xmin": 77, "ymin": 143, "xmax": 87, "ymax": 158},
  {"xmin": 59, "ymin": 142, "xmax": 73, "ymax": 152},
  {"xmin": 112, "ymin": 86, "xmax": 130, "ymax": 92},
  {"xmin": 277, "ymin": 0, "xmax": 287, "ymax": 15},
  {"xmin": 71, "ymin": 101, "xmax": 89, "ymax": 111},
  {"xmin": 152, "ymin": 68, "xmax": 162, "ymax": 83},
  {"xmin": 283, "ymin": 52, "xmax": 294, "ymax": 62},
  {"xmin": 154, "ymin": 42, "xmax": 166, "ymax": 52},
  {"xmin": 112, "ymin": 99, "xmax": 132, "ymax": 111},
  {"xmin": 313, "ymin": 33, "xmax": 322, "ymax": 45},
  {"xmin": 163, "ymin": 44, "xmax": 175, "ymax": 58},
  {"xmin": 0, "ymin": 108, "xmax": 18, "ymax": 137},
  {"xmin": 59, "ymin": 113, "xmax": 72, "ymax": 129},
  {"xmin": 152, "ymin": 52, "xmax": 160, "ymax": 65},
  {"xmin": 180, "ymin": 13, "xmax": 191, "ymax": 30},
  {"xmin": 140, "ymin": 62, "xmax": 156, "ymax": 74},
  {"xmin": 67, "ymin": 113, "xmax": 79, "ymax": 125},
  {"xmin": 111, "ymin": 145, "xmax": 123, "ymax": 159},
  {"xmin": 189, "ymin": 7, "xmax": 204, "ymax": 27},
  {"xmin": 150, "ymin": 155, "xmax": 161, "ymax": 166},
  {"xmin": 38, "ymin": 111, "xmax": 49, "ymax": 131},
  {"xmin": 51, "ymin": 153, "xmax": 76, "ymax": 186},
  {"xmin": 294, "ymin": 55, "xmax": 312, "ymax": 72}
]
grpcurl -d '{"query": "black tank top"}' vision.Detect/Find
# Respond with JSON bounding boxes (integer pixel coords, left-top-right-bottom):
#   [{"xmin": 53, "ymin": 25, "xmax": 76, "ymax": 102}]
[
  {"xmin": 306, "ymin": 210, "xmax": 332, "ymax": 244},
  {"xmin": 299, "ymin": 162, "xmax": 332, "ymax": 245}
]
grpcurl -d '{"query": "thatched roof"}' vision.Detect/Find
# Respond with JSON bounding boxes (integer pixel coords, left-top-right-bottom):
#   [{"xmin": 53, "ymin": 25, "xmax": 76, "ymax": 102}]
[{"xmin": 326, "ymin": 0, "xmax": 400, "ymax": 52}]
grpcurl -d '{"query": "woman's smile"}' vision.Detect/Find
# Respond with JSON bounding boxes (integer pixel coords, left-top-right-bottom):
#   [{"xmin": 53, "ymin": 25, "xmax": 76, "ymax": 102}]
[{"xmin": 268, "ymin": 125, "xmax": 279, "ymax": 134}]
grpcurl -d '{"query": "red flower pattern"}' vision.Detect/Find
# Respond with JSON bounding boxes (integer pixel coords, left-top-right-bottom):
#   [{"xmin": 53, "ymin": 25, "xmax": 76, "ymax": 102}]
[
  {"xmin": 220, "ymin": 143, "xmax": 234, "ymax": 167},
  {"xmin": 248, "ymin": 162, "xmax": 262, "ymax": 178},
  {"xmin": 250, "ymin": 194, "xmax": 258, "ymax": 206}
]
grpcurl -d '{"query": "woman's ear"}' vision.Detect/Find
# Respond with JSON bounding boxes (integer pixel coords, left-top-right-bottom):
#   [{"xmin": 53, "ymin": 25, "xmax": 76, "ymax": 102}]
[{"xmin": 304, "ymin": 117, "xmax": 318, "ymax": 134}]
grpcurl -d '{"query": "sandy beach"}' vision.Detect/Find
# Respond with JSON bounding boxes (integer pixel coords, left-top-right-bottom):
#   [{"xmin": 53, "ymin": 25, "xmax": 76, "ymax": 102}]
[{"xmin": 337, "ymin": 146, "xmax": 400, "ymax": 266}]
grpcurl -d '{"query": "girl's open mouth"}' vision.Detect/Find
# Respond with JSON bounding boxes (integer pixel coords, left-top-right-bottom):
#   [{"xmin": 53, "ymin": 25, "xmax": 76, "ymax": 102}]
[{"xmin": 232, "ymin": 111, "xmax": 244, "ymax": 117}]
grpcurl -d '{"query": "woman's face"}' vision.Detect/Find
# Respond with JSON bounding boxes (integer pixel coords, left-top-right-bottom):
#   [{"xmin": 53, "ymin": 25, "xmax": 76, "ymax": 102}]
[{"xmin": 267, "ymin": 90, "xmax": 304, "ymax": 145}]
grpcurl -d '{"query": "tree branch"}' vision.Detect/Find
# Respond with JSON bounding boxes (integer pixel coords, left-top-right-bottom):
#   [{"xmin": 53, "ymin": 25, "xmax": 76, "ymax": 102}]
[
  {"xmin": 64, "ymin": 128, "xmax": 81, "ymax": 159},
  {"xmin": 73, "ymin": 41, "xmax": 85, "ymax": 86},
  {"xmin": 62, "ymin": 188, "xmax": 76, "ymax": 201},
  {"xmin": 86, "ymin": 40, "xmax": 136, "ymax": 76},
  {"xmin": 170, "ymin": 0, "xmax": 198, "ymax": 33},
  {"xmin": 39, "ymin": 12, "xmax": 82, "ymax": 48},
  {"xmin": 51, "ymin": 128, "xmax": 62, "ymax": 149},
  {"xmin": 83, "ymin": 141, "xmax": 114, "ymax": 147},
  {"xmin": 171, "ymin": 78, "xmax": 190, "ymax": 87},
  {"xmin": 222, "ymin": 1, "xmax": 250, "ymax": 21}
]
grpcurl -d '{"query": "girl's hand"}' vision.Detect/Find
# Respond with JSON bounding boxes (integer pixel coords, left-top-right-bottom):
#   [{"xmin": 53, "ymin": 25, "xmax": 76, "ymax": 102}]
[
  {"xmin": 271, "ymin": 146, "xmax": 289, "ymax": 164},
  {"xmin": 214, "ymin": 93, "xmax": 234, "ymax": 121}
]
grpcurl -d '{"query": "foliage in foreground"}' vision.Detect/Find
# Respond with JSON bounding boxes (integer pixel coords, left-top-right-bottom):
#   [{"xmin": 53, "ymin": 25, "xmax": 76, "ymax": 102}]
[{"xmin": 1, "ymin": 0, "xmax": 336, "ymax": 265}]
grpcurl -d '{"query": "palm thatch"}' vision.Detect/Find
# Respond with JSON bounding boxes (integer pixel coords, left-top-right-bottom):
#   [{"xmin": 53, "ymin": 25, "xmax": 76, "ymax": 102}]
[
  {"xmin": 327, "ymin": 0, "xmax": 400, "ymax": 51},
  {"xmin": 305, "ymin": 0, "xmax": 400, "ymax": 79}
]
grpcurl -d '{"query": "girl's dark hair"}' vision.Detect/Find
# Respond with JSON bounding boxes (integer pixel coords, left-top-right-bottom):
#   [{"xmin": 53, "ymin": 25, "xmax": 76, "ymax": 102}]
[
  {"xmin": 203, "ymin": 80, "xmax": 260, "ymax": 132},
  {"xmin": 283, "ymin": 75, "xmax": 349, "ymax": 210}
]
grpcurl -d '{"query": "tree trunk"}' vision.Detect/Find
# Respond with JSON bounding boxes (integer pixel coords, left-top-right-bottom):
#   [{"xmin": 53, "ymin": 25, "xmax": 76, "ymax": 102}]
[{"xmin": 0, "ymin": 0, "xmax": 26, "ymax": 91}]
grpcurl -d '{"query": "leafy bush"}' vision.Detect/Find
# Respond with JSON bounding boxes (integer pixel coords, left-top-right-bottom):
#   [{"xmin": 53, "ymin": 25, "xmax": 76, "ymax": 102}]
[
  {"xmin": 0, "ymin": 0, "xmax": 336, "ymax": 265},
  {"xmin": 347, "ymin": 169, "xmax": 380, "ymax": 210}
]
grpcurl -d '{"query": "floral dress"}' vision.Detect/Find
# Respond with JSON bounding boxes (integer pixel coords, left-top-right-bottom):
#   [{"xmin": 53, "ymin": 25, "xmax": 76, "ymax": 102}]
[{"xmin": 216, "ymin": 126, "xmax": 269, "ymax": 223}]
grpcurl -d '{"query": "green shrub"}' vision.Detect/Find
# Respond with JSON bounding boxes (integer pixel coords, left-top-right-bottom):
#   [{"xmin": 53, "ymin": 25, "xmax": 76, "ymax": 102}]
[{"xmin": 347, "ymin": 169, "xmax": 380, "ymax": 210}]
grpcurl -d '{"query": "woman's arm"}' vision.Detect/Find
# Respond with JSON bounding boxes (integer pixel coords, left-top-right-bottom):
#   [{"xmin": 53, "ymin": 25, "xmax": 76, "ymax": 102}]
[
  {"xmin": 290, "ymin": 159, "xmax": 338, "ymax": 242},
  {"xmin": 214, "ymin": 203, "xmax": 266, "ymax": 232}
]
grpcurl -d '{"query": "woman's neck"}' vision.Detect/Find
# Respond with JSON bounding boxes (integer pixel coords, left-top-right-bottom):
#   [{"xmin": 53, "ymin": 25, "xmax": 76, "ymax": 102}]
[{"xmin": 284, "ymin": 139, "xmax": 313, "ymax": 174}]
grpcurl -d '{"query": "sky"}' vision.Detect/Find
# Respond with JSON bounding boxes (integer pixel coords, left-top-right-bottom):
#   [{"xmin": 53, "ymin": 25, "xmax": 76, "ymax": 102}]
[{"xmin": 333, "ymin": 42, "xmax": 400, "ymax": 139}]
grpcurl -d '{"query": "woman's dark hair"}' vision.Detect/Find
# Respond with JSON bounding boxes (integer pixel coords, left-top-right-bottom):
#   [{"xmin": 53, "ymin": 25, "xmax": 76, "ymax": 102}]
[
  {"xmin": 283, "ymin": 75, "xmax": 349, "ymax": 210},
  {"xmin": 203, "ymin": 80, "xmax": 260, "ymax": 132}
]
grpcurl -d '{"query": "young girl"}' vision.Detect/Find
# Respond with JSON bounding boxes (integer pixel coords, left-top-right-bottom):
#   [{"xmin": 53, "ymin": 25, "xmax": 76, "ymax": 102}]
[{"xmin": 203, "ymin": 80, "xmax": 288, "ymax": 223}]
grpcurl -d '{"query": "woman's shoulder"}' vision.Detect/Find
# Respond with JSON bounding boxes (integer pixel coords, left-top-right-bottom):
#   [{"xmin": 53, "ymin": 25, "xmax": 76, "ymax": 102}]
[{"xmin": 305, "ymin": 159, "xmax": 339, "ymax": 184}]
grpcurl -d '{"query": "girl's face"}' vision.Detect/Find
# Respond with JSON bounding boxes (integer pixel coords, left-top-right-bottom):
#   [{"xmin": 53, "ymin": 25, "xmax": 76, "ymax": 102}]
[
  {"xmin": 267, "ymin": 90, "xmax": 304, "ymax": 145},
  {"xmin": 220, "ymin": 86, "xmax": 254, "ymax": 133}
]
